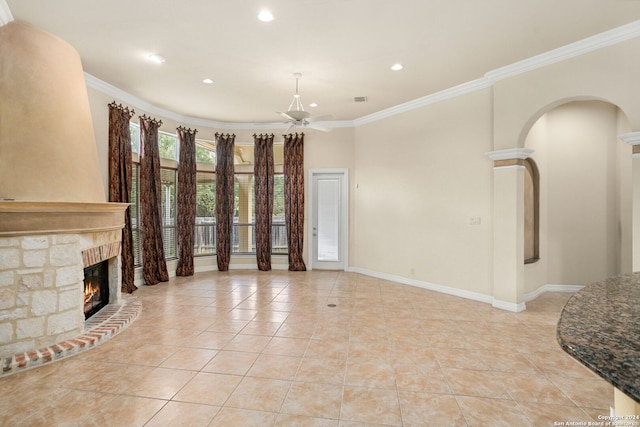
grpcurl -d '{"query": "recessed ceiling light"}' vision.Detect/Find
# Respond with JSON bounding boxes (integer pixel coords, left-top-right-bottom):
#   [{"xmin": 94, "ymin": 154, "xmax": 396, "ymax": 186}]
[
  {"xmin": 309, "ymin": 102, "xmax": 318, "ymax": 108},
  {"xmin": 147, "ymin": 53, "xmax": 166, "ymax": 64},
  {"xmin": 202, "ymin": 78, "xmax": 214, "ymax": 84},
  {"xmin": 391, "ymin": 63, "xmax": 403, "ymax": 71},
  {"xmin": 258, "ymin": 9, "xmax": 274, "ymax": 22}
]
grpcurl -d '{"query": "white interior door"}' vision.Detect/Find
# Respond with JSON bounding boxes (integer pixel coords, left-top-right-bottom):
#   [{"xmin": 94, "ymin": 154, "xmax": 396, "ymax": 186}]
[{"xmin": 310, "ymin": 170, "xmax": 348, "ymax": 270}]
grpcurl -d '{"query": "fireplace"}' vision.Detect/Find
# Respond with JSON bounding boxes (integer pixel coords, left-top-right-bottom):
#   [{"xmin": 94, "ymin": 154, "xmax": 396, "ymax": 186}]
[
  {"xmin": 84, "ymin": 260, "xmax": 110, "ymax": 319},
  {"xmin": 0, "ymin": 22, "xmax": 138, "ymax": 375}
]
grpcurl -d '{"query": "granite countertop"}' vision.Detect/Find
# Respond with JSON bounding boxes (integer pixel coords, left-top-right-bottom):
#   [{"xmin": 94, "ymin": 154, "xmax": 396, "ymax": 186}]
[{"xmin": 557, "ymin": 272, "xmax": 640, "ymax": 403}]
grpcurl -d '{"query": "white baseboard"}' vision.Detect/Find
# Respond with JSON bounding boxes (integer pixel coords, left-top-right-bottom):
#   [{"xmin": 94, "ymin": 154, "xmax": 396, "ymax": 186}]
[
  {"xmin": 134, "ymin": 261, "xmax": 584, "ymax": 311},
  {"xmin": 347, "ymin": 266, "xmax": 494, "ymax": 305},
  {"xmin": 347, "ymin": 267, "xmax": 586, "ymax": 312},
  {"xmin": 491, "ymin": 299, "xmax": 527, "ymax": 312},
  {"xmin": 524, "ymin": 283, "xmax": 585, "ymax": 302},
  {"xmin": 194, "ymin": 264, "xmax": 217, "ymax": 274}
]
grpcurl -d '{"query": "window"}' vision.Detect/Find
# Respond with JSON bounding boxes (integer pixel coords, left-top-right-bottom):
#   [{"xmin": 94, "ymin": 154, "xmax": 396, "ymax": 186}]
[
  {"xmin": 129, "ymin": 123, "xmax": 140, "ymax": 153},
  {"xmin": 160, "ymin": 168, "xmax": 177, "ymax": 259},
  {"xmin": 233, "ymin": 174, "xmax": 255, "ymax": 254},
  {"xmin": 272, "ymin": 174, "xmax": 287, "ymax": 254},
  {"xmin": 195, "ymin": 171, "xmax": 216, "ymax": 256},
  {"xmin": 128, "ymin": 131, "xmax": 287, "ymax": 266},
  {"xmin": 158, "ymin": 132, "xmax": 177, "ymax": 160},
  {"xmin": 524, "ymin": 158, "xmax": 540, "ymax": 264},
  {"xmin": 129, "ymin": 167, "xmax": 178, "ymax": 262},
  {"xmin": 129, "ymin": 123, "xmax": 175, "ymax": 159},
  {"xmin": 231, "ymin": 172, "xmax": 288, "ymax": 255},
  {"xmin": 196, "ymin": 140, "xmax": 216, "ymax": 164}
]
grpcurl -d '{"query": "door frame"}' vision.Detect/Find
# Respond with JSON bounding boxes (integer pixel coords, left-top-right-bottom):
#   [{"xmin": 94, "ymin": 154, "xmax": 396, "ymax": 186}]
[{"xmin": 308, "ymin": 168, "xmax": 349, "ymax": 270}]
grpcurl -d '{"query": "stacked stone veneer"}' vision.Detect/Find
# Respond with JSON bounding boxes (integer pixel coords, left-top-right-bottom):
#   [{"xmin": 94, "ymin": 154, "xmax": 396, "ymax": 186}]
[{"xmin": 0, "ymin": 231, "xmax": 122, "ymax": 358}]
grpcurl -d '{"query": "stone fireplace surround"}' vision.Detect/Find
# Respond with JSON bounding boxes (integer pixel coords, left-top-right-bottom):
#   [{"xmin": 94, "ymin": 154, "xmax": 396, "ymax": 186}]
[{"xmin": 0, "ymin": 201, "xmax": 140, "ymax": 376}]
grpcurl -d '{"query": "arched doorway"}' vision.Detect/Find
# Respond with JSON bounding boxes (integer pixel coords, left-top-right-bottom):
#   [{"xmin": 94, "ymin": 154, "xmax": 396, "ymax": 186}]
[{"xmin": 522, "ymin": 100, "xmax": 632, "ymax": 295}]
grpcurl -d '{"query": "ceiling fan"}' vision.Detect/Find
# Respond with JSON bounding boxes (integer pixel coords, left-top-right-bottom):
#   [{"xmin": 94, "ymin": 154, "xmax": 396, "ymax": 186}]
[{"xmin": 277, "ymin": 73, "xmax": 332, "ymax": 132}]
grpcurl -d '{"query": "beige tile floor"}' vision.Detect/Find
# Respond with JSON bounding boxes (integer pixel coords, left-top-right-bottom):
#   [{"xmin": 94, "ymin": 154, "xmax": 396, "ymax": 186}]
[{"xmin": 0, "ymin": 270, "xmax": 613, "ymax": 426}]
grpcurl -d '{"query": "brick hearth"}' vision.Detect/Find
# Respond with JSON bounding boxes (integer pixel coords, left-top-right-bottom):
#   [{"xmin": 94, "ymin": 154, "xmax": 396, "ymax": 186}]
[{"xmin": 1, "ymin": 294, "xmax": 141, "ymax": 376}]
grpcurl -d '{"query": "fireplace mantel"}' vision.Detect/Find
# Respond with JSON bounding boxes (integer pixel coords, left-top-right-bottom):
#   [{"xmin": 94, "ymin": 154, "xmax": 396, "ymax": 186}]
[{"xmin": 0, "ymin": 201, "xmax": 129, "ymax": 237}]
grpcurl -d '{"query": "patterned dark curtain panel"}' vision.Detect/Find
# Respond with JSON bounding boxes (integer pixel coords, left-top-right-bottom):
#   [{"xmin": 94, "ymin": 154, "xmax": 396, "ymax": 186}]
[
  {"xmin": 139, "ymin": 115, "xmax": 169, "ymax": 285},
  {"xmin": 254, "ymin": 133, "xmax": 274, "ymax": 271},
  {"xmin": 176, "ymin": 127, "xmax": 197, "ymax": 276},
  {"xmin": 215, "ymin": 133, "xmax": 235, "ymax": 271},
  {"xmin": 108, "ymin": 102, "xmax": 137, "ymax": 293},
  {"xmin": 284, "ymin": 133, "xmax": 307, "ymax": 271}
]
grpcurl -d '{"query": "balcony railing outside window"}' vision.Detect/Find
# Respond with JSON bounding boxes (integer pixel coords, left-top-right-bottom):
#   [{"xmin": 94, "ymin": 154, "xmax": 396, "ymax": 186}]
[
  {"xmin": 194, "ymin": 219, "xmax": 286, "ymax": 256},
  {"xmin": 161, "ymin": 168, "xmax": 177, "ymax": 259},
  {"xmin": 272, "ymin": 221, "xmax": 288, "ymax": 255},
  {"xmin": 194, "ymin": 219, "xmax": 216, "ymax": 256},
  {"xmin": 233, "ymin": 222, "xmax": 255, "ymax": 254}
]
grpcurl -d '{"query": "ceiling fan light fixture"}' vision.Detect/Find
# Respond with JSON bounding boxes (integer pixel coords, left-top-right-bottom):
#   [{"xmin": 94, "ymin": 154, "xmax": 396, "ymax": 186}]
[
  {"xmin": 286, "ymin": 109, "xmax": 311, "ymax": 121},
  {"xmin": 277, "ymin": 72, "xmax": 329, "ymax": 128},
  {"xmin": 286, "ymin": 73, "xmax": 309, "ymax": 118}
]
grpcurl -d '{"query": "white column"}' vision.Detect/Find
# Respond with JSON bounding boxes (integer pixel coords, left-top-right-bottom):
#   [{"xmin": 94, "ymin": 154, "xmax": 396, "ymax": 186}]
[
  {"xmin": 486, "ymin": 148, "xmax": 534, "ymax": 312},
  {"xmin": 619, "ymin": 132, "xmax": 640, "ymax": 272}
]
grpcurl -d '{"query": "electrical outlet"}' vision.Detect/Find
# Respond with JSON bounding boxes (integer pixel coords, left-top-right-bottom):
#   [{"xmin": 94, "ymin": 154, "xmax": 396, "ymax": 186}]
[{"xmin": 469, "ymin": 216, "xmax": 481, "ymax": 225}]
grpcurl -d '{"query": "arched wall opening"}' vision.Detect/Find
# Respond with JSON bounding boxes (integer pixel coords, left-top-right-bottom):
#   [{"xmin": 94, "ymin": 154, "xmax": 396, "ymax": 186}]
[{"xmin": 522, "ymin": 99, "xmax": 632, "ymax": 294}]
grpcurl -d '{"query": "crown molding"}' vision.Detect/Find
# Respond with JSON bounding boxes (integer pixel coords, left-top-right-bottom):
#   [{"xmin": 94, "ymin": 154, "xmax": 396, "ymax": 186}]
[
  {"xmin": 486, "ymin": 20, "xmax": 640, "ymax": 82},
  {"xmin": 85, "ymin": 73, "xmax": 226, "ymax": 129},
  {"xmin": 0, "ymin": 0, "xmax": 14, "ymax": 26},
  {"xmin": 85, "ymin": 19, "xmax": 640, "ymax": 129},
  {"xmin": 353, "ymin": 78, "xmax": 492, "ymax": 127},
  {"xmin": 85, "ymin": 73, "xmax": 353, "ymax": 131},
  {"xmin": 348, "ymin": 19, "xmax": 640, "ymax": 126}
]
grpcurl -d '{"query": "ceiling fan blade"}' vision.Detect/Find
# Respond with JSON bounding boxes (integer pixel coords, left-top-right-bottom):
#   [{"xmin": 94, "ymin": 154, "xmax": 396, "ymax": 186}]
[
  {"xmin": 284, "ymin": 123, "xmax": 295, "ymax": 134},
  {"xmin": 277, "ymin": 111, "xmax": 295, "ymax": 121},
  {"xmin": 308, "ymin": 114, "xmax": 334, "ymax": 122},
  {"xmin": 307, "ymin": 122, "xmax": 331, "ymax": 132}
]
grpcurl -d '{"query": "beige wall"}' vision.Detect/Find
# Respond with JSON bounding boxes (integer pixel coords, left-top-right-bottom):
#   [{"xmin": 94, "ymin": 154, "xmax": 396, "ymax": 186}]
[{"xmin": 353, "ymin": 89, "xmax": 494, "ymax": 295}]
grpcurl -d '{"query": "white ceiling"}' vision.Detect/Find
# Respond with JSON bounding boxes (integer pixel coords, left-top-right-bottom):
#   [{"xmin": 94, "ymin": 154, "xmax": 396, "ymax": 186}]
[{"xmin": 5, "ymin": 0, "xmax": 640, "ymax": 125}]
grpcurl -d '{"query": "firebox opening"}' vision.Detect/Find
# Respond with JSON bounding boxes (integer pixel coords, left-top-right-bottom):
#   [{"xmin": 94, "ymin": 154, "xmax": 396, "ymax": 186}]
[{"xmin": 84, "ymin": 259, "xmax": 109, "ymax": 319}]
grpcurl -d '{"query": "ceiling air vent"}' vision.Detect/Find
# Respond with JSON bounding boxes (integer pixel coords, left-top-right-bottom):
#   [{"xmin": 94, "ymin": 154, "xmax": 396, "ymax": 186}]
[{"xmin": 353, "ymin": 96, "xmax": 368, "ymax": 103}]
